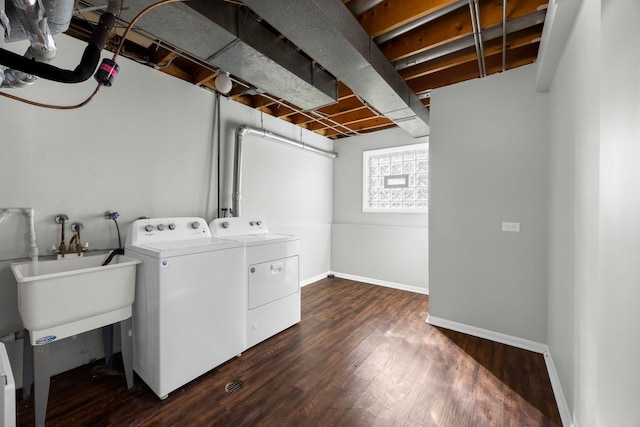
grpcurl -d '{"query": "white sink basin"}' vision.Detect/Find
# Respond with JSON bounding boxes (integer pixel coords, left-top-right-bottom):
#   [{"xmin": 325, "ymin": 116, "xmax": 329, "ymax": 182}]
[{"xmin": 10, "ymin": 254, "xmax": 141, "ymax": 346}]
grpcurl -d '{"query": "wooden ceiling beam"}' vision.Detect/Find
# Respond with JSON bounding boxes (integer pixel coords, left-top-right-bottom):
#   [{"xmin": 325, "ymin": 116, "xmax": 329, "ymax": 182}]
[
  {"xmin": 271, "ymin": 102, "xmax": 297, "ymax": 118},
  {"xmin": 193, "ymin": 69, "xmax": 218, "ymax": 86},
  {"xmin": 324, "ymin": 117, "xmax": 394, "ymax": 138},
  {"xmin": 319, "ymin": 95, "xmax": 364, "ymax": 115},
  {"xmin": 485, "ymin": 42, "xmax": 539, "ymax": 73},
  {"xmin": 147, "ymin": 46, "xmax": 175, "ymax": 67},
  {"xmin": 379, "ymin": 0, "xmax": 548, "ymax": 62},
  {"xmin": 400, "ymin": 24, "xmax": 543, "ymax": 81},
  {"xmin": 152, "ymin": 59, "xmax": 196, "ymax": 83},
  {"xmin": 379, "ymin": 6, "xmax": 473, "ymax": 62},
  {"xmin": 307, "ymin": 106, "xmax": 372, "ymax": 131},
  {"xmin": 407, "ymin": 42, "xmax": 540, "ymax": 93},
  {"xmin": 248, "ymin": 95, "xmax": 276, "ymax": 109},
  {"xmin": 357, "ymin": 0, "xmax": 464, "ymax": 37}
]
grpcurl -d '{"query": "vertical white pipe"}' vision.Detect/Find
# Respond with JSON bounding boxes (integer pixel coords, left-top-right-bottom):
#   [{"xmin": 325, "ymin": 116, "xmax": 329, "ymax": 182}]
[
  {"xmin": 0, "ymin": 207, "xmax": 38, "ymax": 262},
  {"xmin": 25, "ymin": 209, "xmax": 37, "ymax": 260}
]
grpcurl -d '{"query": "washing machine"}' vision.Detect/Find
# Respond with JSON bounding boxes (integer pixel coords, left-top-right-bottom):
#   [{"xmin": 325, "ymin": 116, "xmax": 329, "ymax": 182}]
[
  {"xmin": 210, "ymin": 217, "xmax": 301, "ymax": 350},
  {"xmin": 125, "ymin": 217, "xmax": 244, "ymax": 399}
]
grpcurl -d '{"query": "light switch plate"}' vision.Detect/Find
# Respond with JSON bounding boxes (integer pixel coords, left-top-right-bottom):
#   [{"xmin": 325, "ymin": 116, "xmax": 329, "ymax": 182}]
[{"xmin": 502, "ymin": 222, "xmax": 520, "ymax": 232}]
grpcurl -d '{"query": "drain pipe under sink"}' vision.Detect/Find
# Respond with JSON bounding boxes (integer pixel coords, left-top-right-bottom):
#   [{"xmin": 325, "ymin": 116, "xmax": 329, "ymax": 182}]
[{"xmin": 231, "ymin": 125, "xmax": 338, "ymax": 217}]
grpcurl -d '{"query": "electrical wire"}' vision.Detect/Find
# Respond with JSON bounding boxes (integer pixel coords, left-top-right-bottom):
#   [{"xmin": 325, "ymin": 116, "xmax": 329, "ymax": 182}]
[{"xmin": 0, "ymin": 0, "xmax": 188, "ymax": 110}]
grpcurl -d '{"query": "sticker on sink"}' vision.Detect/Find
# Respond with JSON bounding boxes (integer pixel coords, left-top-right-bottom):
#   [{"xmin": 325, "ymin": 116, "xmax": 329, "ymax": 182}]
[
  {"xmin": 161, "ymin": 260, "xmax": 169, "ymax": 268},
  {"xmin": 35, "ymin": 335, "xmax": 56, "ymax": 345}
]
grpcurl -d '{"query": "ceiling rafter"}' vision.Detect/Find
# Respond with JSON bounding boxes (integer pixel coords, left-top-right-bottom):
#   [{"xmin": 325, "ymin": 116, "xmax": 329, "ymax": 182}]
[{"xmin": 400, "ymin": 24, "xmax": 543, "ymax": 81}]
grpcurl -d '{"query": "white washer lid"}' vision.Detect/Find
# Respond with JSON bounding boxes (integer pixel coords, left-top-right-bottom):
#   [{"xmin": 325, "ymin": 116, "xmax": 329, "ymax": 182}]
[{"xmin": 125, "ymin": 237, "xmax": 242, "ymax": 258}]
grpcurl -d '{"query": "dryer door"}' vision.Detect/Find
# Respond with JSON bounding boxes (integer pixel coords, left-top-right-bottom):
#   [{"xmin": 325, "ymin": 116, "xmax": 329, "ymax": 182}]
[{"xmin": 248, "ymin": 256, "xmax": 299, "ymax": 309}]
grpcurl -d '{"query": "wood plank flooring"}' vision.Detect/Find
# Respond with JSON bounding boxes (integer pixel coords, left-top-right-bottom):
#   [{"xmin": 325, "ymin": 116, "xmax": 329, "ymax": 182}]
[{"xmin": 16, "ymin": 277, "xmax": 562, "ymax": 426}]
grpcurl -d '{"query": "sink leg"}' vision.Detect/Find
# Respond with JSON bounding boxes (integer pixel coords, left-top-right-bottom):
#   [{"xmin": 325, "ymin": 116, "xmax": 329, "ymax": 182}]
[
  {"xmin": 22, "ymin": 331, "xmax": 33, "ymax": 400},
  {"xmin": 102, "ymin": 325, "xmax": 114, "ymax": 367},
  {"xmin": 34, "ymin": 344, "xmax": 50, "ymax": 427},
  {"xmin": 120, "ymin": 318, "xmax": 134, "ymax": 389}
]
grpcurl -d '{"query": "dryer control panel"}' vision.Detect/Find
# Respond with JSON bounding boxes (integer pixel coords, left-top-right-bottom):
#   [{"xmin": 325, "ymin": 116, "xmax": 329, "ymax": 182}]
[{"xmin": 210, "ymin": 217, "xmax": 269, "ymax": 237}]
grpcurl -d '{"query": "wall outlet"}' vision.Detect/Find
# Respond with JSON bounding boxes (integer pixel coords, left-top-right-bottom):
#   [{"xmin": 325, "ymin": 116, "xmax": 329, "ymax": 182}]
[{"xmin": 502, "ymin": 222, "xmax": 521, "ymax": 232}]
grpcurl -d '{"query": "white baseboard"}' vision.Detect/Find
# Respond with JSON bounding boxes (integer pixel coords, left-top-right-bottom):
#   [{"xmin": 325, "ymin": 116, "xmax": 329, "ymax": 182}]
[
  {"xmin": 426, "ymin": 315, "xmax": 574, "ymax": 427},
  {"xmin": 426, "ymin": 315, "xmax": 547, "ymax": 353},
  {"xmin": 300, "ymin": 272, "xmax": 331, "ymax": 287},
  {"xmin": 542, "ymin": 348, "xmax": 575, "ymax": 427},
  {"xmin": 330, "ymin": 272, "xmax": 428, "ymax": 295}
]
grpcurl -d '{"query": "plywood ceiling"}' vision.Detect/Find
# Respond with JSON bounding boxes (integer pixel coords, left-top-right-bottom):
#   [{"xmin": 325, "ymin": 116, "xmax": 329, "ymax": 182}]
[{"xmin": 68, "ymin": 0, "xmax": 548, "ymax": 138}]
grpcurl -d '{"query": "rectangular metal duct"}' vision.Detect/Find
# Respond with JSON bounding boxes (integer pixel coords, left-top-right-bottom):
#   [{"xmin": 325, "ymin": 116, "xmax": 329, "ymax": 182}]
[
  {"xmin": 242, "ymin": 0, "xmax": 430, "ymax": 137},
  {"xmin": 82, "ymin": 0, "xmax": 338, "ymax": 110}
]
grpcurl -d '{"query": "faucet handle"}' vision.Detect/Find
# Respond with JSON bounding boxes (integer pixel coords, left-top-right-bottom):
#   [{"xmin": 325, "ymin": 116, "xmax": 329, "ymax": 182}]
[
  {"xmin": 55, "ymin": 214, "xmax": 69, "ymax": 224},
  {"xmin": 71, "ymin": 222, "xmax": 84, "ymax": 232}
]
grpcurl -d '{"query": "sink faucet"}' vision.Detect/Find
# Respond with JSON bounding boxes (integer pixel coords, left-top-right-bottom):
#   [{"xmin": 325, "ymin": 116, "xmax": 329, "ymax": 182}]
[
  {"xmin": 54, "ymin": 214, "xmax": 86, "ymax": 257},
  {"xmin": 68, "ymin": 222, "xmax": 85, "ymax": 255}
]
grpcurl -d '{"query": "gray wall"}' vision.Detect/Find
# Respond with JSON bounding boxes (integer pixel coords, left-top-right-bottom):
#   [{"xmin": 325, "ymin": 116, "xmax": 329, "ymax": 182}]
[
  {"xmin": 598, "ymin": 2, "xmax": 640, "ymax": 424},
  {"xmin": 331, "ymin": 128, "xmax": 428, "ymax": 292},
  {"xmin": 548, "ymin": 0, "xmax": 640, "ymax": 425},
  {"xmin": 547, "ymin": 0, "xmax": 598, "ymax": 424},
  {"xmin": 428, "ymin": 64, "xmax": 548, "ymax": 343},
  {"xmin": 0, "ymin": 36, "xmax": 333, "ymax": 385}
]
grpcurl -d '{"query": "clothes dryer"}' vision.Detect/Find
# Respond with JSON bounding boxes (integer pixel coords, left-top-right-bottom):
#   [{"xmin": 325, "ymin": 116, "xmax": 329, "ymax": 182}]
[{"xmin": 210, "ymin": 217, "xmax": 301, "ymax": 350}]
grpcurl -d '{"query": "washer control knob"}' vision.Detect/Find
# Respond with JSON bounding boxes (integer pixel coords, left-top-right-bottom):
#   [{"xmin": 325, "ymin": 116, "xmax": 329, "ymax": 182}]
[
  {"xmin": 157, "ymin": 224, "xmax": 166, "ymax": 231},
  {"xmin": 168, "ymin": 223, "xmax": 176, "ymax": 230},
  {"xmin": 221, "ymin": 221, "xmax": 230, "ymax": 229},
  {"xmin": 256, "ymin": 221, "xmax": 262, "ymax": 226},
  {"xmin": 191, "ymin": 221, "xmax": 201, "ymax": 229},
  {"xmin": 250, "ymin": 221, "xmax": 256, "ymax": 226},
  {"xmin": 144, "ymin": 224, "xmax": 153, "ymax": 232}
]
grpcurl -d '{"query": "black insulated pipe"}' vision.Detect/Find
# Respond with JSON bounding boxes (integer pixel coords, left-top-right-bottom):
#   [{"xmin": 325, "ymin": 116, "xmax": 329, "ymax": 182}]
[{"xmin": 0, "ymin": 11, "xmax": 117, "ymax": 84}]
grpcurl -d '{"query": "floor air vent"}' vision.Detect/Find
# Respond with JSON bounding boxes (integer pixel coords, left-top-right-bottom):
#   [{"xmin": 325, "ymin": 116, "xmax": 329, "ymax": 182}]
[{"xmin": 225, "ymin": 380, "xmax": 244, "ymax": 394}]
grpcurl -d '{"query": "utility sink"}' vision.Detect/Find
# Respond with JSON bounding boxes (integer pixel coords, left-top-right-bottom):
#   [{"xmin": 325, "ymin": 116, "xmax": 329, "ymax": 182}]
[{"xmin": 10, "ymin": 254, "xmax": 141, "ymax": 346}]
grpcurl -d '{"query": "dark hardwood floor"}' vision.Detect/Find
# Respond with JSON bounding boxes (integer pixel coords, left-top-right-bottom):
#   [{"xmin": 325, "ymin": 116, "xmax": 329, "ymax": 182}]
[{"xmin": 16, "ymin": 277, "xmax": 562, "ymax": 426}]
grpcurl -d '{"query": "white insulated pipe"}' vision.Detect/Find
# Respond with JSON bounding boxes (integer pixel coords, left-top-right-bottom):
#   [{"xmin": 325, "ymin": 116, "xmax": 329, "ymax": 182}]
[
  {"xmin": 0, "ymin": 208, "xmax": 38, "ymax": 262},
  {"xmin": 26, "ymin": 208, "xmax": 38, "ymax": 262},
  {"xmin": 231, "ymin": 125, "xmax": 338, "ymax": 217}
]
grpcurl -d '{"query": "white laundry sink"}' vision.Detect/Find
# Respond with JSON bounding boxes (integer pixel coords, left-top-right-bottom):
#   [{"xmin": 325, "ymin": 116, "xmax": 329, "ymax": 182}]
[{"xmin": 10, "ymin": 254, "xmax": 141, "ymax": 345}]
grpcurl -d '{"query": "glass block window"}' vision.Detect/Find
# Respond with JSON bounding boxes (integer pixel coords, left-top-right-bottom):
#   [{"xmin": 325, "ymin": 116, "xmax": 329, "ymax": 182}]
[{"xmin": 363, "ymin": 143, "xmax": 428, "ymax": 213}]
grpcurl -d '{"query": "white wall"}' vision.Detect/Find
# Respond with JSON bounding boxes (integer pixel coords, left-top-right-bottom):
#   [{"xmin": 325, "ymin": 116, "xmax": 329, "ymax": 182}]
[
  {"xmin": 428, "ymin": 64, "xmax": 548, "ymax": 343},
  {"xmin": 0, "ymin": 35, "xmax": 333, "ymax": 385},
  {"xmin": 331, "ymin": 127, "xmax": 428, "ymax": 292},
  {"xmin": 598, "ymin": 0, "xmax": 640, "ymax": 425},
  {"xmin": 547, "ymin": 1, "xmax": 640, "ymax": 425},
  {"xmin": 546, "ymin": 0, "xmax": 599, "ymax": 425}
]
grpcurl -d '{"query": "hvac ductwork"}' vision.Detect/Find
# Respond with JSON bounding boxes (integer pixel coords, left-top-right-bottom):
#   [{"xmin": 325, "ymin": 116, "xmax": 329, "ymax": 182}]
[
  {"xmin": 0, "ymin": 0, "xmax": 74, "ymax": 87},
  {"xmin": 79, "ymin": 0, "xmax": 339, "ymax": 111},
  {"xmin": 242, "ymin": 0, "xmax": 431, "ymax": 137},
  {"xmin": 231, "ymin": 125, "xmax": 338, "ymax": 217},
  {"xmin": 0, "ymin": 0, "xmax": 121, "ymax": 87}
]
